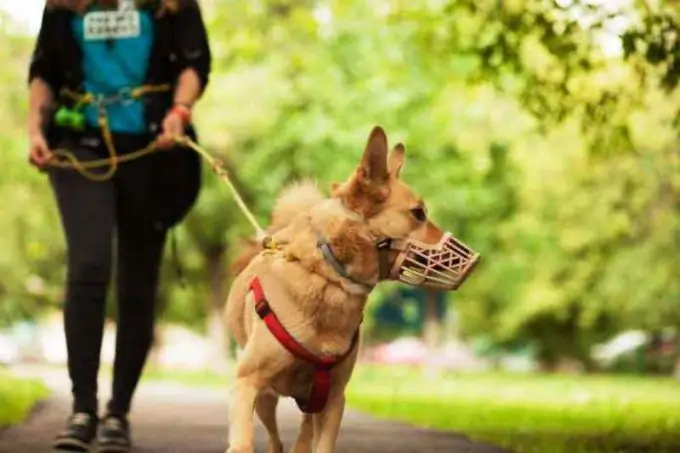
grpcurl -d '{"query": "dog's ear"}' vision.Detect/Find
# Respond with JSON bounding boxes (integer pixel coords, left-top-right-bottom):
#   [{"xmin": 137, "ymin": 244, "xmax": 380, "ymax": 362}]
[
  {"xmin": 388, "ymin": 143, "xmax": 405, "ymax": 179},
  {"xmin": 338, "ymin": 126, "xmax": 391, "ymax": 214},
  {"xmin": 358, "ymin": 126, "xmax": 389, "ymax": 185}
]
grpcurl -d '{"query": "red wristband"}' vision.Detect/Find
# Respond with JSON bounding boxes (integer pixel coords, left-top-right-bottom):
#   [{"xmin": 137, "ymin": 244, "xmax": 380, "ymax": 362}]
[{"xmin": 170, "ymin": 104, "xmax": 192, "ymax": 125}]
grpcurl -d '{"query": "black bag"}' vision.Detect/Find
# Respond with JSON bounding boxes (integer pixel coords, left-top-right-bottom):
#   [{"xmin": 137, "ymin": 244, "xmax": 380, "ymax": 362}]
[
  {"xmin": 146, "ymin": 140, "xmax": 202, "ymax": 229},
  {"xmin": 49, "ymin": 125, "xmax": 203, "ymax": 230}
]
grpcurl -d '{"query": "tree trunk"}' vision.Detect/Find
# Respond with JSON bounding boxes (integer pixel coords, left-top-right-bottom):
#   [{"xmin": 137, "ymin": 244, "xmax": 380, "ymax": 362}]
[
  {"xmin": 205, "ymin": 244, "xmax": 230, "ymax": 372},
  {"xmin": 148, "ymin": 285, "xmax": 169, "ymax": 370},
  {"xmin": 537, "ymin": 350, "xmax": 560, "ymax": 373},
  {"xmin": 423, "ymin": 290, "xmax": 441, "ymax": 349},
  {"xmin": 148, "ymin": 324, "xmax": 164, "ymax": 370},
  {"xmin": 422, "ymin": 290, "xmax": 442, "ymax": 379}
]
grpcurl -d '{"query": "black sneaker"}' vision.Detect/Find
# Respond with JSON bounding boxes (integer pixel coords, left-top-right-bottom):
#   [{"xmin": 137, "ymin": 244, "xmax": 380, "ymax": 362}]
[
  {"xmin": 96, "ymin": 415, "xmax": 131, "ymax": 453},
  {"xmin": 53, "ymin": 412, "xmax": 98, "ymax": 452}
]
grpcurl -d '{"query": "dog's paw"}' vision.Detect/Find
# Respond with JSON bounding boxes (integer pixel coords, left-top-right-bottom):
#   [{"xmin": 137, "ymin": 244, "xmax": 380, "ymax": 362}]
[
  {"xmin": 226, "ymin": 445, "xmax": 254, "ymax": 453},
  {"xmin": 288, "ymin": 446, "xmax": 311, "ymax": 453},
  {"xmin": 267, "ymin": 441, "xmax": 284, "ymax": 453}
]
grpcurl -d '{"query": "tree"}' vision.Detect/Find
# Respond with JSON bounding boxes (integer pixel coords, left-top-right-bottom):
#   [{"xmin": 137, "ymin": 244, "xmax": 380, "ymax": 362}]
[{"xmin": 2, "ymin": 0, "xmax": 680, "ymax": 373}]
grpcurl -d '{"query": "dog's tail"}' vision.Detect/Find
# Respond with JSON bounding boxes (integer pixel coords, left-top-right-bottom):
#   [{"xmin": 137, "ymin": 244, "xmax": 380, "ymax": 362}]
[
  {"xmin": 269, "ymin": 179, "xmax": 325, "ymax": 230},
  {"xmin": 229, "ymin": 180, "xmax": 326, "ymax": 275}
]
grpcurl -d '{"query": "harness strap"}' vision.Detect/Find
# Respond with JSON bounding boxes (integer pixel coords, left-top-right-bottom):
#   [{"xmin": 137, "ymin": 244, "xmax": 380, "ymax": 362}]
[
  {"xmin": 60, "ymin": 84, "xmax": 172, "ymax": 105},
  {"xmin": 249, "ymin": 276, "xmax": 359, "ymax": 414},
  {"xmin": 50, "ymin": 85, "xmax": 174, "ymax": 182}
]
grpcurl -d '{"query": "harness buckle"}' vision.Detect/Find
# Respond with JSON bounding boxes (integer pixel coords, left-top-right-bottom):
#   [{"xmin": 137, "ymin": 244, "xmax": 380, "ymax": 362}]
[
  {"xmin": 262, "ymin": 236, "xmax": 278, "ymax": 250},
  {"xmin": 376, "ymin": 238, "xmax": 392, "ymax": 250},
  {"xmin": 255, "ymin": 300, "xmax": 271, "ymax": 319},
  {"xmin": 118, "ymin": 87, "xmax": 134, "ymax": 106}
]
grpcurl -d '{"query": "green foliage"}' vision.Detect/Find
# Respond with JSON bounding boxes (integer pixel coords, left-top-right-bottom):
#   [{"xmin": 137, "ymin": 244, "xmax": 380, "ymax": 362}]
[
  {"xmin": 0, "ymin": 371, "xmax": 49, "ymax": 427},
  {"xmin": 0, "ymin": 30, "xmax": 64, "ymax": 327},
  {"xmin": 1, "ymin": 0, "xmax": 680, "ymax": 370},
  {"xmin": 127, "ymin": 365, "xmax": 680, "ymax": 452},
  {"xmin": 346, "ymin": 365, "xmax": 680, "ymax": 453}
]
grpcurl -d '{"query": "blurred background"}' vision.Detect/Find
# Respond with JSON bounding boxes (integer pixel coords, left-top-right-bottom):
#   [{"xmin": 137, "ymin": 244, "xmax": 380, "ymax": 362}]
[{"xmin": 1, "ymin": 1, "xmax": 680, "ymax": 452}]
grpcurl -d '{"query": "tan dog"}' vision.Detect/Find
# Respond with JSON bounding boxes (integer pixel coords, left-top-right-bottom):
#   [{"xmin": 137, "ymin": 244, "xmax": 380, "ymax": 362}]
[{"xmin": 223, "ymin": 126, "xmax": 479, "ymax": 453}]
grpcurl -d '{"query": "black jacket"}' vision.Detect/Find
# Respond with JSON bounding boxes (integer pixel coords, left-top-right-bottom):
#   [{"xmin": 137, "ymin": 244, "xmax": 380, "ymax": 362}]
[{"xmin": 28, "ymin": 0, "xmax": 213, "ymax": 229}]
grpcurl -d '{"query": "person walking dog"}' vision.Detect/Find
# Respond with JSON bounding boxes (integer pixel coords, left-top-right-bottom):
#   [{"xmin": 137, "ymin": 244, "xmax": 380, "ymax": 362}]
[{"xmin": 26, "ymin": 0, "xmax": 211, "ymax": 451}]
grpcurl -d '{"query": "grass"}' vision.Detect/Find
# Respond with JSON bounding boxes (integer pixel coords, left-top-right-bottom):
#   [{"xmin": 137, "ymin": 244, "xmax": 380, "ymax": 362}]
[
  {"xmin": 137, "ymin": 363, "xmax": 680, "ymax": 453},
  {"xmin": 345, "ymin": 365, "xmax": 680, "ymax": 453},
  {"xmin": 0, "ymin": 368, "xmax": 49, "ymax": 428}
]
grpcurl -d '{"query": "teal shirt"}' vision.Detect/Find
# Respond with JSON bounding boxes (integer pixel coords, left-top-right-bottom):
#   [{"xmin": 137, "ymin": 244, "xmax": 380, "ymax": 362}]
[{"xmin": 71, "ymin": 7, "xmax": 155, "ymax": 134}]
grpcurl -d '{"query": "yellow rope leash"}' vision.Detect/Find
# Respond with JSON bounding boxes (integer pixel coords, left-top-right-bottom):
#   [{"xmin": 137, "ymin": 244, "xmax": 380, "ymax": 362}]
[
  {"xmin": 175, "ymin": 136, "xmax": 266, "ymax": 240},
  {"xmin": 48, "ymin": 135, "xmax": 159, "ymax": 181},
  {"xmin": 47, "ymin": 85, "xmax": 266, "ymax": 239},
  {"xmin": 49, "ymin": 85, "xmax": 173, "ymax": 181}
]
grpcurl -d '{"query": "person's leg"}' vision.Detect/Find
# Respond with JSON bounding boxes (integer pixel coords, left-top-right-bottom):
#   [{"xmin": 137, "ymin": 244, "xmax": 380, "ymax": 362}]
[
  {"xmin": 48, "ymin": 147, "xmax": 116, "ymax": 451},
  {"xmin": 98, "ymin": 156, "xmax": 168, "ymax": 452},
  {"xmin": 106, "ymin": 220, "xmax": 167, "ymax": 417}
]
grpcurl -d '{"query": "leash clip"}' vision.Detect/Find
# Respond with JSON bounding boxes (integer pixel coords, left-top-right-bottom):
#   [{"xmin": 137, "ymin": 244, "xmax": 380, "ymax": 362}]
[{"xmin": 118, "ymin": 87, "xmax": 134, "ymax": 106}]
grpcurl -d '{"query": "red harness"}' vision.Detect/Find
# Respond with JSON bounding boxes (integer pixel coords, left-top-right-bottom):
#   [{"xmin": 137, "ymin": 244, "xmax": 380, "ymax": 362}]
[{"xmin": 249, "ymin": 277, "xmax": 359, "ymax": 414}]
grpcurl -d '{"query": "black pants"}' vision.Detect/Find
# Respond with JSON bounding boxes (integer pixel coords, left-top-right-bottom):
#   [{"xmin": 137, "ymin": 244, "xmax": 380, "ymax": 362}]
[{"xmin": 49, "ymin": 134, "xmax": 168, "ymax": 417}]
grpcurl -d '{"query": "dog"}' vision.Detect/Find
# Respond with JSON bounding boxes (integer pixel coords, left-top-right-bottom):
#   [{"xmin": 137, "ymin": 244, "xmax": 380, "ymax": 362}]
[{"xmin": 223, "ymin": 126, "xmax": 479, "ymax": 453}]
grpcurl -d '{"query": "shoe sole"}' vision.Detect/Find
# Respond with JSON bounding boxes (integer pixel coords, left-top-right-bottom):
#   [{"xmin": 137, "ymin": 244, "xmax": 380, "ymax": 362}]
[
  {"xmin": 97, "ymin": 447, "xmax": 130, "ymax": 453},
  {"xmin": 53, "ymin": 438, "xmax": 92, "ymax": 452},
  {"xmin": 97, "ymin": 442, "xmax": 131, "ymax": 453}
]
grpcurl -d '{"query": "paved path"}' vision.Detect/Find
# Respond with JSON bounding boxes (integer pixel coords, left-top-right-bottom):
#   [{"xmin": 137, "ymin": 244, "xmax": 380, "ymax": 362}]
[{"xmin": 0, "ymin": 366, "xmax": 506, "ymax": 453}]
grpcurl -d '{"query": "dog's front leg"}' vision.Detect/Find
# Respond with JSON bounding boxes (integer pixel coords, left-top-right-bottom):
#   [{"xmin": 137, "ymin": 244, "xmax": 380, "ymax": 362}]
[
  {"xmin": 226, "ymin": 377, "xmax": 260, "ymax": 453},
  {"xmin": 289, "ymin": 413, "xmax": 313, "ymax": 453},
  {"xmin": 311, "ymin": 394, "xmax": 346, "ymax": 453}
]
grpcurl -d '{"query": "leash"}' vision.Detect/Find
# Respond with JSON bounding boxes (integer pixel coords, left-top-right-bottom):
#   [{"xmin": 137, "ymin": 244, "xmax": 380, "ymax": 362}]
[
  {"xmin": 50, "ymin": 86, "xmax": 172, "ymax": 182},
  {"xmin": 176, "ymin": 136, "xmax": 265, "ymax": 240},
  {"xmin": 47, "ymin": 86, "xmax": 266, "ymax": 240}
]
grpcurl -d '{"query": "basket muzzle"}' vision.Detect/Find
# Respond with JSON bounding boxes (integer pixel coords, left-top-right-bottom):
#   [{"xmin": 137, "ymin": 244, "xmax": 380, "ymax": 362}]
[{"xmin": 387, "ymin": 232, "xmax": 480, "ymax": 291}]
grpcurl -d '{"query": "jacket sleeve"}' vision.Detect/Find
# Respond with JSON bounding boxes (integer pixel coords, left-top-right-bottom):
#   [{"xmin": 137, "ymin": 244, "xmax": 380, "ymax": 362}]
[
  {"xmin": 28, "ymin": 7, "xmax": 63, "ymax": 94},
  {"xmin": 172, "ymin": 0, "xmax": 212, "ymax": 96}
]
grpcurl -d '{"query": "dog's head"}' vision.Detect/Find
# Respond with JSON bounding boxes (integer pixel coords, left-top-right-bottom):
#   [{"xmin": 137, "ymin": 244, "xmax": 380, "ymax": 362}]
[{"xmin": 331, "ymin": 126, "xmax": 479, "ymax": 291}]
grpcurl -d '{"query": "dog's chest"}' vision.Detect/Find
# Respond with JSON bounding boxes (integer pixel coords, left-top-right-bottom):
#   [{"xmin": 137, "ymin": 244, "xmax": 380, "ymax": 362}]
[{"xmin": 270, "ymin": 361, "xmax": 316, "ymax": 398}]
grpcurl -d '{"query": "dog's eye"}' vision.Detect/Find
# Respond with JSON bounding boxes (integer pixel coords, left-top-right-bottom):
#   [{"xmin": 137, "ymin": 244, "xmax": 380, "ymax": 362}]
[{"xmin": 410, "ymin": 207, "xmax": 427, "ymax": 222}]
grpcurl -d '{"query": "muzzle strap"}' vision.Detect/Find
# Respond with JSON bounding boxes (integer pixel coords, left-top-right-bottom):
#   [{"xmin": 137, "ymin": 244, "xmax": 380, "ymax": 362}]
[
  {"xmin": 376, "ymin": 238, "xmax": 392, "ymax": 280},
  {"xmin": 317, "ymin": 232, "xmax": 479, "ymax": 292}
]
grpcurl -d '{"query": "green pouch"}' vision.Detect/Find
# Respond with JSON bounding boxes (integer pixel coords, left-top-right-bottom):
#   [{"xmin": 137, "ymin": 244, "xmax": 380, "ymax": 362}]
[{"xmin": 54, "ymin": 105, "xmax": 87, "ymax": 131}]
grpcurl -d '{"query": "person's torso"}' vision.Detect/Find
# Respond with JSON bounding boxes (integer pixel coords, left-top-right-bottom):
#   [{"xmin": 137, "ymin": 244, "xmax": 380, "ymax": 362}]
[{"xmin": 71, "ymin": 2, "xmax": 155, "ymax": 135}]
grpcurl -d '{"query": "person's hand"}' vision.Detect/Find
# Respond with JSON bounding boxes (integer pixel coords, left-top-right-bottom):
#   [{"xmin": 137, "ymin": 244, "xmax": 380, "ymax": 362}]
[
  {"xmin": 28, "ymin": 131, "xmax": 53, "ymax": 169},
  {"xmin": 156, "ymin": 105, "xmax": 190, "ymax": 149}
]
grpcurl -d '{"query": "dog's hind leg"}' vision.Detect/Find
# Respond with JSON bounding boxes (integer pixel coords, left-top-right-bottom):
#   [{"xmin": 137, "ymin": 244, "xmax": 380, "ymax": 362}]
[
  {"xmin": 289, "ymin": 413, "xmax": 313, "ymax": 453},
  {"xmin": 312, "ymin": 394, "xmax": 346, "ymax": 453},
  {"xmin": 255, "ymin": 391, "xmax": 283, "ymax": 453}
]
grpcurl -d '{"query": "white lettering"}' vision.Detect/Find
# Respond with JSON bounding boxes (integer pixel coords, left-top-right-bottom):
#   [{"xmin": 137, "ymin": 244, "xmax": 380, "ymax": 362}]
[{"xmin": 83, "ymin": 10, "xmax": 141, "ymax": 41}]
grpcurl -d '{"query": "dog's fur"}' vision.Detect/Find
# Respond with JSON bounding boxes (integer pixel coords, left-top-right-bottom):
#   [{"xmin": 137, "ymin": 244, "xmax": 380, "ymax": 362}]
[{"xmin": 223, "ymin": 126, "xmax": 445, "ymax": 453}]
